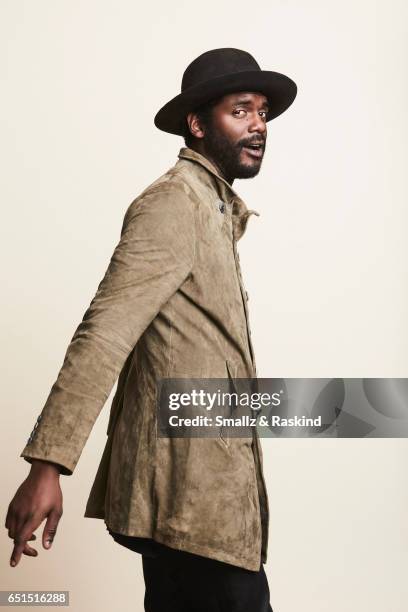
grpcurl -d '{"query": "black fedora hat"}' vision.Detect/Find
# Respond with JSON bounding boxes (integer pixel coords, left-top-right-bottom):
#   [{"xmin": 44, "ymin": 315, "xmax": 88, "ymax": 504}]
[{"xmin": 154, "ymin": 47, "xmax": 297, "ymax": 136}]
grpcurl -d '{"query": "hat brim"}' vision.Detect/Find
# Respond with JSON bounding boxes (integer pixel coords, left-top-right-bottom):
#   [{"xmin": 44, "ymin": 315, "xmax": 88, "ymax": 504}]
[{"xmin": 154, "ymin": 70, "xmax": 297, "ymax": 136}]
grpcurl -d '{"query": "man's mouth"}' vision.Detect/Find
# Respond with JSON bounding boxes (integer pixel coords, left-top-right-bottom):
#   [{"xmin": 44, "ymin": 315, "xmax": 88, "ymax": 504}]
[{"xmin": 241, "ymin": 143, "xmax": 264, "ymax": 159}]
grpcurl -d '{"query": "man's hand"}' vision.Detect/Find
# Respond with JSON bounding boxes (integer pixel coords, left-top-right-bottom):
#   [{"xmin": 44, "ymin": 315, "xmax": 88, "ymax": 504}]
[{"xmin": 5, "ymin": 460, "xmax": 63, "ymax": 567}]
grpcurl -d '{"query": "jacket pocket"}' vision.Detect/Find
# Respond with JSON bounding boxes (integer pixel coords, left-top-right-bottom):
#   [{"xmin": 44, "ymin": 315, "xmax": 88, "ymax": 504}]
[
  {"xmin": 218, "ymin": 359, "xmax": 239, "ymax": 448},
  {"xmin": 224, "ymin": 358, "xmax": 254, "ymax": 448},
  {"xmin": 225, "ymin": 359, "xmax": 238, "ymax": 390}
]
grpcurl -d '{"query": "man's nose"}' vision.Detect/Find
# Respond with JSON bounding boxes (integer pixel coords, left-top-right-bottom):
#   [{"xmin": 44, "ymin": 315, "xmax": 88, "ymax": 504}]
[{"xmin": 248, "ymin": 112, "xmax": 267, "ymax": 135}]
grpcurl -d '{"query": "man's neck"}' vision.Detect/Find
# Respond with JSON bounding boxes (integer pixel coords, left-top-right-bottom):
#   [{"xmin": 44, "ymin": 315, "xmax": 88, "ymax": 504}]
[{"xmin": 187, "ymin": 144, "xmax": 234, "ymax": 186}]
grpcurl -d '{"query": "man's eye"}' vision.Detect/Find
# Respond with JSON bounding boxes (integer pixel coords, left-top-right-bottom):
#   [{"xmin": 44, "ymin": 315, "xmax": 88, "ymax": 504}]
[
  {"xmin": 259, "ymin": 111, "xmax": 268, "ymax": 118},
  {"xmin": 232, "ymin": 109, "xmax": 246, "ymax": 116}
]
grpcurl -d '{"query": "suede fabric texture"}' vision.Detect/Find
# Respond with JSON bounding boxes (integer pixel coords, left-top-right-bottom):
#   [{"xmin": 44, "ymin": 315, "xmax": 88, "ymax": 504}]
[{"xmin": 20, "ymin": 146, "xmax": 270, "ymax": 571}]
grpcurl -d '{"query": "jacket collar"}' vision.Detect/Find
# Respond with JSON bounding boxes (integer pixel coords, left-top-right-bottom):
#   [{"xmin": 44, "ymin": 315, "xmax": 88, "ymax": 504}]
[{"xmin": 177, "ymin": 146, "xmax": 260, "ymax": 241}]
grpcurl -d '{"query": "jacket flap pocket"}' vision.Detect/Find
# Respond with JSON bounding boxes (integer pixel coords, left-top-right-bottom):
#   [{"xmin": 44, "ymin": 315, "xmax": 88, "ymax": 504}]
[
  {"xmin": 226, "ymin": 358, "xmax": 238, "ymax": 378},
  {"xmin": 225, "ymin": 359, "xmax": 238, "ymax": 395}
]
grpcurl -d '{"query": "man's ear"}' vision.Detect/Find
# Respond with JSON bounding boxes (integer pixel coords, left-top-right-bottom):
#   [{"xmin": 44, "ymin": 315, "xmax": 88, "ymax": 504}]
[{"xmin": 186, "ymin": 111, "xmax": 205, "ymax": 140}]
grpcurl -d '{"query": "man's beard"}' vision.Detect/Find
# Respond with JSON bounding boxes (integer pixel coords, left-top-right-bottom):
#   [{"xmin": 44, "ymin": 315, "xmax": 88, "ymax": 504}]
[{"xmin": 202, "ymin": 120, "xmax": 265, "ymax": 182}]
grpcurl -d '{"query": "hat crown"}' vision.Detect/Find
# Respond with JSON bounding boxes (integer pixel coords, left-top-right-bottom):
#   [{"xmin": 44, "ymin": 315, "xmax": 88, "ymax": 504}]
[{"xmin": 181, "ymin": 48, "xmax": 261, "ymax": 92}]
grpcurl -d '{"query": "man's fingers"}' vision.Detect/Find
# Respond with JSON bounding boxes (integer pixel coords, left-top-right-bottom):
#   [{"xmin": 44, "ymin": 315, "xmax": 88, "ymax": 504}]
[
  {"xmin": 11, "ymin": 531, "xmax": 35, "ymax": 566},
  {"xmin": 22, "ymin": 542, "xmax": 38, "ymax": 557},
  {"xmin": 42, "ymin": 510, "xmax": 62, "ymax": 549},
  {"xmin": 8, "ymin": 530, "xmax": 36, "ymax": 541},
  {"xmin": 11, "ymin": 538, "xmax": 29, "ymax": 567},
  {"xmin": 10, "ymin": 516, "xmax": 42, "ymax": 567}
]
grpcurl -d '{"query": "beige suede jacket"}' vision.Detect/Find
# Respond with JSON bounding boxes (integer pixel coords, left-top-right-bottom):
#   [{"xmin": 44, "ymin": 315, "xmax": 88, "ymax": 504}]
[{"xmin": 20, "ymin": 146, "xmax": 270, "ymax": 571}]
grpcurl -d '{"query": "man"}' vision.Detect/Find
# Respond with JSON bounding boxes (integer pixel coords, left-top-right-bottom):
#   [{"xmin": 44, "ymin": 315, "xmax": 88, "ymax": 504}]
[{"xmin": 5, "ymin": 48, "xmax": 296, "ymax": 611}]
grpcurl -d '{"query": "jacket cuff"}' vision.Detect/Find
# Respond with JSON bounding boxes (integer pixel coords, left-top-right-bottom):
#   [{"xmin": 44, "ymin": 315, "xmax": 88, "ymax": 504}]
[{"xmin": 20, "ymin": 447, "xmax": 76, "ymax": 476}]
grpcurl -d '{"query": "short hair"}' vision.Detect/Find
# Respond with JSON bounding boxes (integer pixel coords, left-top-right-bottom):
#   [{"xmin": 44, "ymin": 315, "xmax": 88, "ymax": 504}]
[{"xmin": 181, "ymin": 97, "xmax": 221, "ymax": 147}]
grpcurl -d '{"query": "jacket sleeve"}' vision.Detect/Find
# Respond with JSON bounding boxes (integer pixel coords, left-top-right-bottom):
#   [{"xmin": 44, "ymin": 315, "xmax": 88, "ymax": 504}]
[{"xmin": 20, "ymin": 183, "xmax": 196, "ymax": 475}]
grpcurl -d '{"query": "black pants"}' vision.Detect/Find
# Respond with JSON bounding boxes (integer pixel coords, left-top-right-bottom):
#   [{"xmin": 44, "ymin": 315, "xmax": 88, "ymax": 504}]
[{"xmin": 142, "ymin": 546, "xmax": 273, "ymax": 612}]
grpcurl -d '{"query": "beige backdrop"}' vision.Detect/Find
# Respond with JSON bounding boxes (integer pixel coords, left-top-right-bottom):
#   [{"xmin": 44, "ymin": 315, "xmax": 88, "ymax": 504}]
[{"xmin": 1, "ymin": 1, "xmax": 407, "ymax": 611}]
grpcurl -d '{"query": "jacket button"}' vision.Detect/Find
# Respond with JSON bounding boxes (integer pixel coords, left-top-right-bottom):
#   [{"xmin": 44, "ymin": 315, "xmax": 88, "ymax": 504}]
[{"xmin": 219, "ymin": 202, "xmax": 225, "ymax": 214}]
